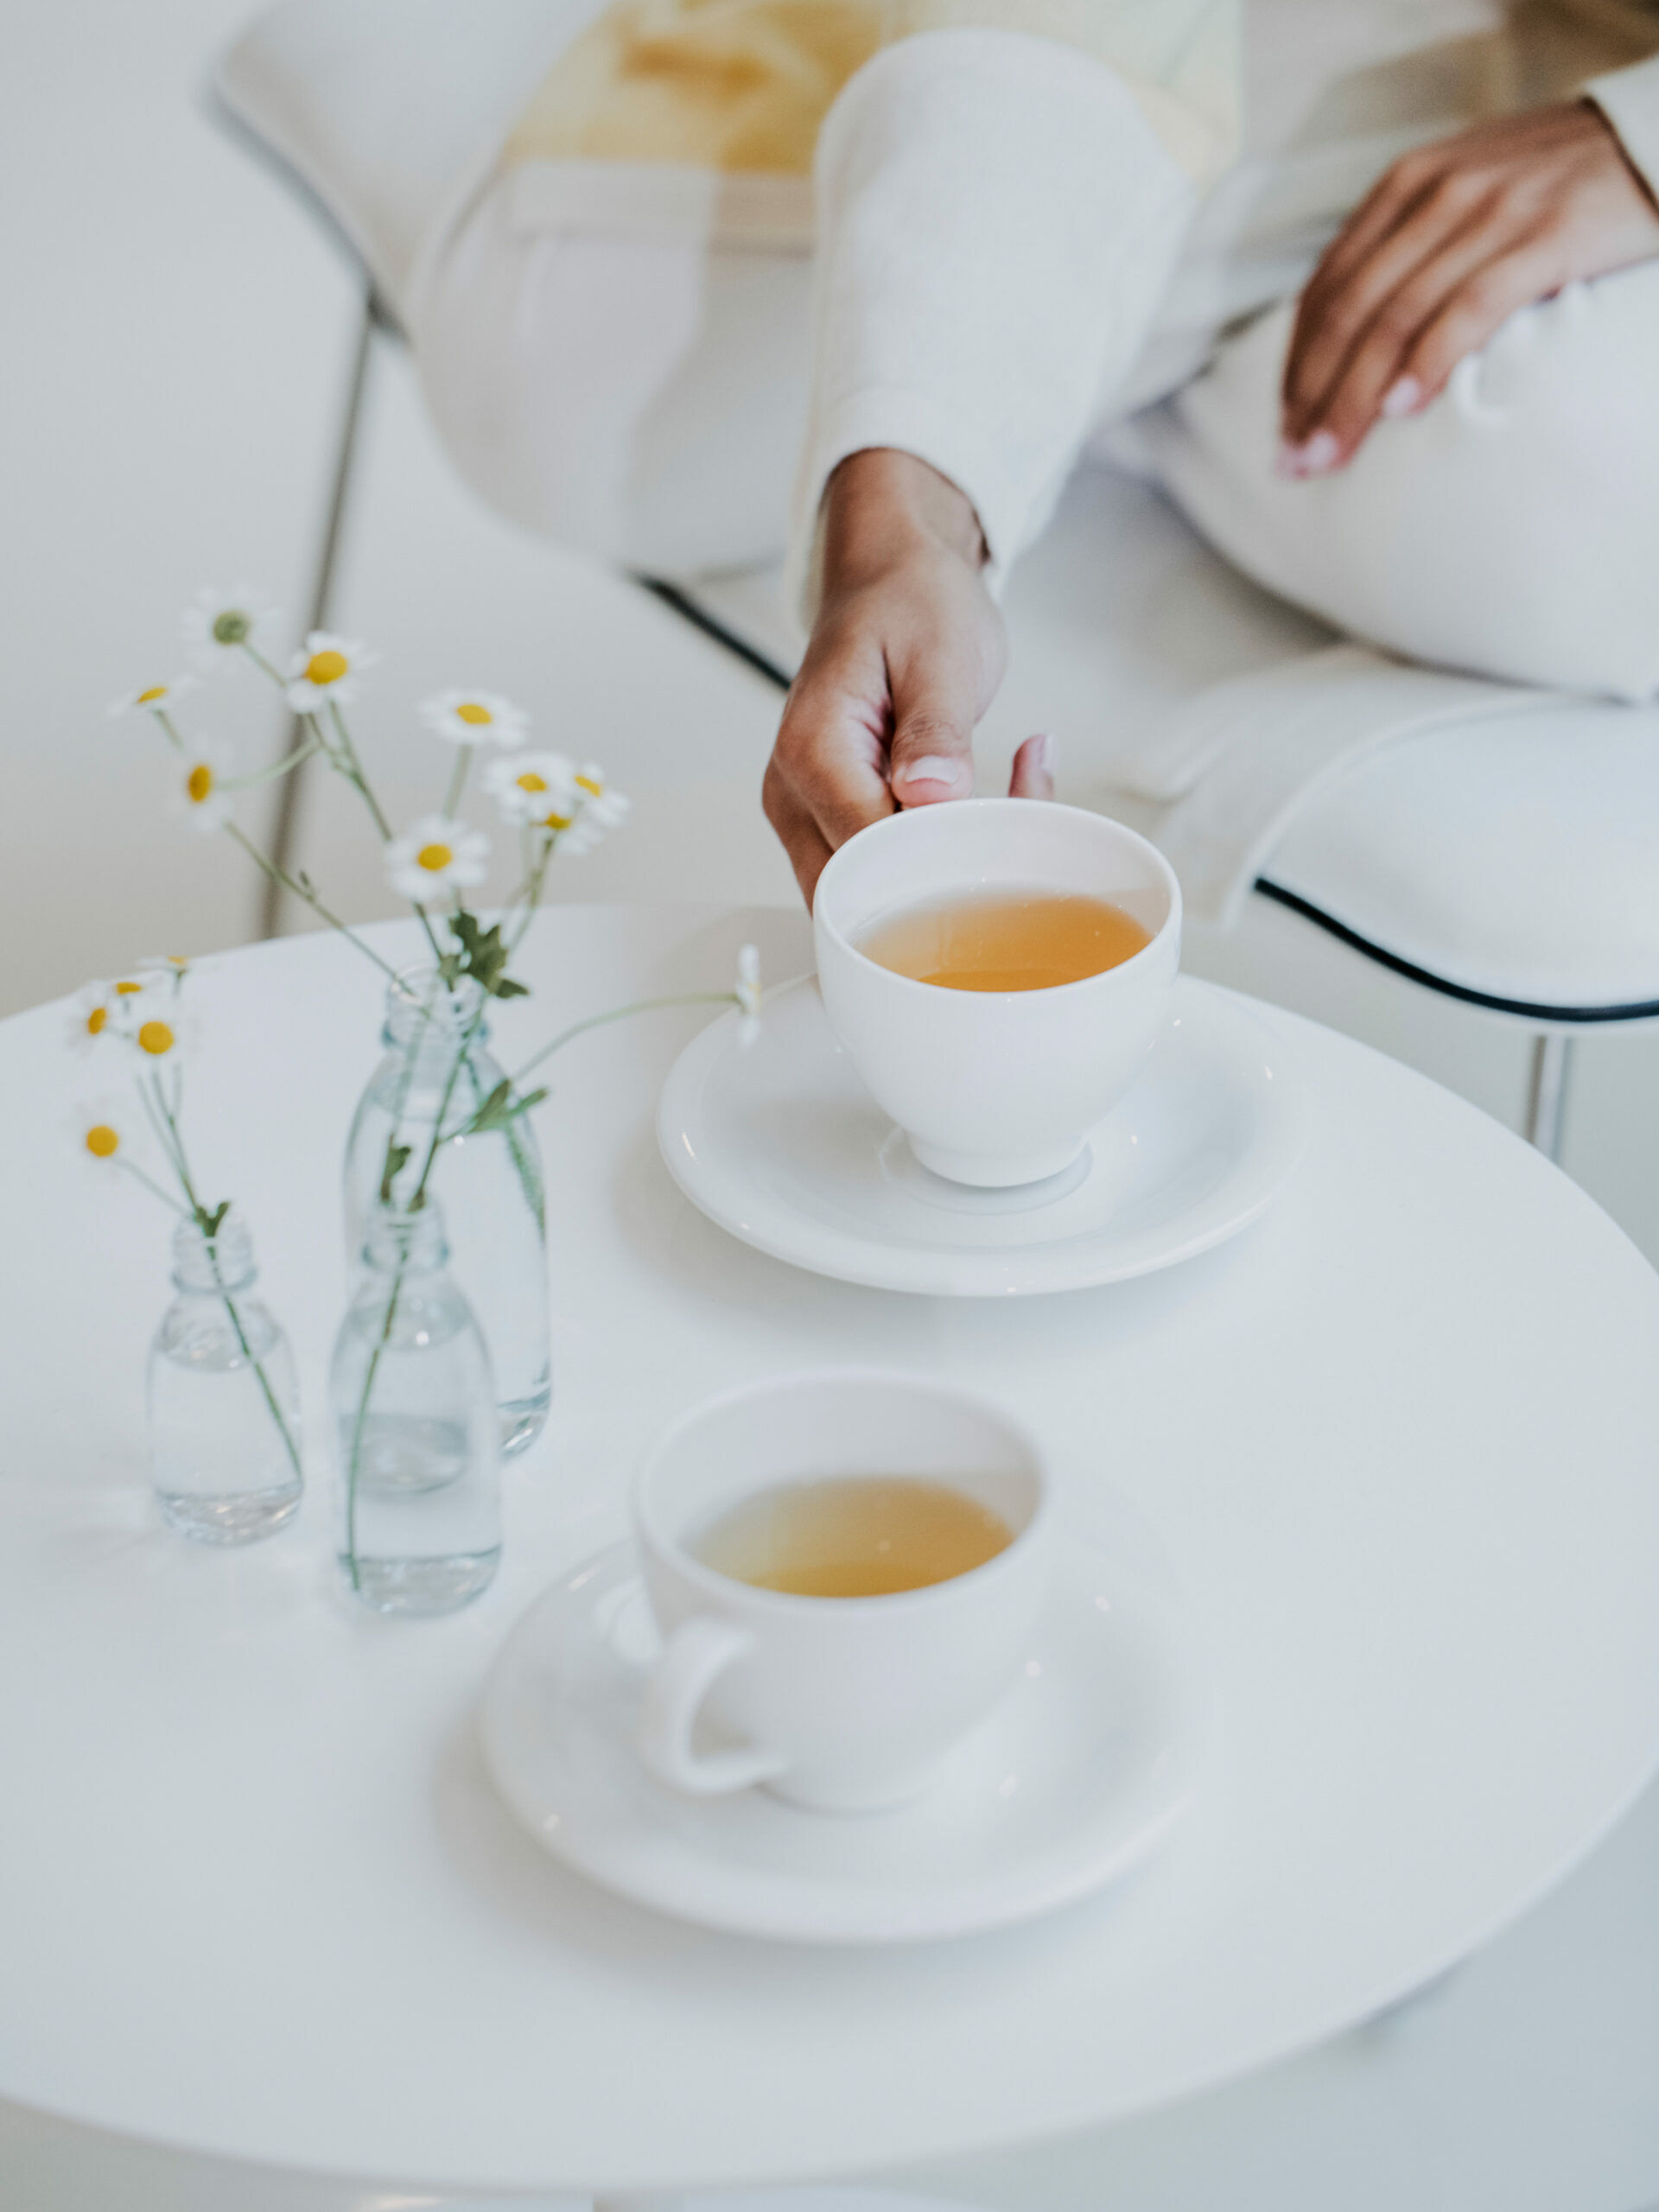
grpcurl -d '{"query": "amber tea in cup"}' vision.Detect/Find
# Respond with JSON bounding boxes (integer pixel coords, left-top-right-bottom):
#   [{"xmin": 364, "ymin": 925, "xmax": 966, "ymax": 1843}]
[
  {"xmin": 692, "ymin": 1475, "xmax": 1014, "ymax": 1598},
  {"xmin": 856, "ymin": 887, "xmax": 1151, "ymax": 993}
]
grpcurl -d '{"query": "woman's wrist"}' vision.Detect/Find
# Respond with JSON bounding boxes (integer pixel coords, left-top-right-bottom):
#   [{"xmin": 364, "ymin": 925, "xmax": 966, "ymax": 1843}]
[{"xmin": 820, "ymin": 448, "xmax": 988, "ymax": 593}]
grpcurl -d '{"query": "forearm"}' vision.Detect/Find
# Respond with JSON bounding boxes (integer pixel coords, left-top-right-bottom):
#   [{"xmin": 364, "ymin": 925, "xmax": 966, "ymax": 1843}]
[{"xmin": 788, "ymin": 28, "xmax": 1199, "ymax": 620}]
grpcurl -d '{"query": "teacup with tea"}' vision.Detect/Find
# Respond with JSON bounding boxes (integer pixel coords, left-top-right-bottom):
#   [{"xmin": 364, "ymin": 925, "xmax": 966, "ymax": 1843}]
[
  {"xmin": 634, "ymin": 1370, "xmax": 1052, "ymax": 1813},
  {"xmin": 813, "ymin": 799, "xmax": 1181, "ymax": 1187}
]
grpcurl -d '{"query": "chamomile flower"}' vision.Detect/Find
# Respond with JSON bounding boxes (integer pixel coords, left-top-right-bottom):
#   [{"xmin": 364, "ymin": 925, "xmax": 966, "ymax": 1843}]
[
  {"xmin": 130, "ymin": 1006, "xmax": 198, "ymax": 1067},
  {"xmin": 67, "ymin": 975, "xmax": 153, "ymax": 1052},
  {"xmin": 385, "ymin": 815, "xmax": 491, "ymax": 904},
  {"xmin": 107, "ymin": 674, "xmax": 198, "ymax": 721},
  {"xmin": 68, "ymin": 1099, "xmax": 132, "ymax": 1170},
  {"xmin": 419, "ymin": 689, "xmax": 528, "ymax": 749},
  {"xmin": 169, "ymin": 740, "xmax": 236, "ymax": 834},
  {"xmin": 482, "ymin": 748, "xmax": 580, "ymax": 829},
  {"xmin": 558, "ymin": 762, "xmax": 631, "ymax": 855},
  {"xmin": 286, "ymin": 631, "xmax": 378, "ymax": 714},
  {"xmin": 181, "ymin": 584, "xmax": 282, "ymax": 669},
  {"xmin": 133, "ymin": 952, "xmax": 213, "ymax": 995}
]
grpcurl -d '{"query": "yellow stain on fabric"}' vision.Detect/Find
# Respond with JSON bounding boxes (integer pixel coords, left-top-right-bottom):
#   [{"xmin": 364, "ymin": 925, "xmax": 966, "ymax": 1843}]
[{"xmin": 505, "ymin": 0, "xmax": 1240, "ymax": 183}]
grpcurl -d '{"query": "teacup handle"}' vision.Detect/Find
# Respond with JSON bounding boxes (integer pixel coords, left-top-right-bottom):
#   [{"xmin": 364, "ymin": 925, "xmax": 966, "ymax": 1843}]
[{"xmin": 638, "ymin": 1616, "xmax": 789, "ymax": 1796}]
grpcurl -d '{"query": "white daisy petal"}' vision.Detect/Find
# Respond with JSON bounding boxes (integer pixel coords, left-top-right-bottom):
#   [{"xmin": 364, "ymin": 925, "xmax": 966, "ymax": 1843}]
[
  {"xmin": 168, "ymin": 740, "xmax": 236, "ymax": 835},
  {"xmin": 385, "ymin": 814, "xmax": 493, "ymax": 905},
  {"xmin": 419, "ymin": 689, "xmax": 530, "ymax": 749},
  {"xmin": 67, "ymin": 1097, "xmax": 137, "ymax": 1172},
  {"xmin": 481, "ymin": 748, "xmax": 580, "ymax": 828},
  {"xmin": 108, "ymin": 675, "xmax": 199, "ymax": 721},
  {"xmin": 285, "ymin": 631, "xmax": 378, "ymax": 715}
]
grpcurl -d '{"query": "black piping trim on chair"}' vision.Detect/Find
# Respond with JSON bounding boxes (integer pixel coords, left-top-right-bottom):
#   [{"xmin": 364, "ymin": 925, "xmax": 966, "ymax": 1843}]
[
  {"xmin": 1255, "ymin": 880, "xmax": 1659, "ymax": 1025},
  {"xmin": 636, "ymin": 578, "xmax": 797, "ymax": 690},
  {"xmin": 641, "ymin": 580, "xmax": 1659, "ymax": 1027}
]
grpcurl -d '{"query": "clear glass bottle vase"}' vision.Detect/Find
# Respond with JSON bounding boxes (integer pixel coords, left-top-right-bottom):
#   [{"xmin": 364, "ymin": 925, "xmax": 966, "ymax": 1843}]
[
  {"xmin": 344, "ymin": 968, "xmax": 550, "ymax": 1456},
  {"xmin": 148, "ymin": 1210, "xmax": 304, "ymax": 1543},
  {"xmin": 332, "ymin": 1196, "xmax": 501, "ymax": 1616}
]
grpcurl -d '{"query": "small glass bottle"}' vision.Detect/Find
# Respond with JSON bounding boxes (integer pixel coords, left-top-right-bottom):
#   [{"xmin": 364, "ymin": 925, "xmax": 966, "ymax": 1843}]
[
  {"xmin": 344, "ymin": 968, "xmax": 550, "ymax": 1457},
  {"xmin": 148, "ymin": 1211, "xmax": 303, "ymax": 1543},
  {"xmin": 332, "ymin": 1196, "xmax": 501, "ymax": 1616}
]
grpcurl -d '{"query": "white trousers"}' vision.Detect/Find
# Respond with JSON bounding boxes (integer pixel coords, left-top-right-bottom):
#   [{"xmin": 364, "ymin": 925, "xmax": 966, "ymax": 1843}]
[{"xmin": 415, "ymin": 170, "xmax": 1659, "ymax": 702}]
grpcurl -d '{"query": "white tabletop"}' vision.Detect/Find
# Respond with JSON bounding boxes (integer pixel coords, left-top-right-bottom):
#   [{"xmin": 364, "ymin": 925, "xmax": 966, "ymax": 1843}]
[{"xmin": 5, "ymin": 905, "xmax": 1659, "ymax": 2199}]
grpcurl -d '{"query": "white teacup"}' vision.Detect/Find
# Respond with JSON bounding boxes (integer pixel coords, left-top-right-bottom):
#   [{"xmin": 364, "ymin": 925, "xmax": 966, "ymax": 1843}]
[
  {"xmin": 814, "ymin": 798, "xmax": 1181, "ymax": 1186},
  {"xmin": 634, "ymin": 1370, "xmax": 1052, "ymax": 1814}
]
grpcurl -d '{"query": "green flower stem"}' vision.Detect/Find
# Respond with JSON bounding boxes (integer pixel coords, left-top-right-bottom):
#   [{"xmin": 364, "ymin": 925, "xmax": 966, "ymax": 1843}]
[
  {"xmin": 224, "ymin": 736, "xmax": 323, "ymax": 792},
  {"xmin": 239, "ymin": 642, "xmax": 288, "ymax": 688},
  {"xmin": 344, "ymin": 990, "xmax": 491, "ymax": 1590},
  {"xmin": 149, "ymin": 1080, "xmax": 304, "ymax": 1490},
  {"xmin": 223, "ymin": 823, "xmax": 400, "ymax": 982},
  {"xmin": 116, "ymin": 1156, "xmax": 189, "ymax": 1213},
  {"xmin": 443, "ymin": 746, "xmax": 471, "ymax": 820},
  {"xmin": 154, "ymin": 709, "xmax": 187, "ymax": 755},
  {"xmin": 327, "ymin": 701, "xmax": 393, "ymax": 842},
  {"xmin": 505, "ymin": 992, "xmax": 740, "ymax": 1091}
]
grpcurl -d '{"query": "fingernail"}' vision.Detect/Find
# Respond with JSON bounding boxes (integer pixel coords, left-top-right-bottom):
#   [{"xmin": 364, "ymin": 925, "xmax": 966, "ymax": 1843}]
[
  {"xmin": 1274, "ymin": 438, "xmax": 1303, "ymax": 480},
  {"xmin": 1296, "ymin": 429, "xmax": 1341, "ymax": 475},
  {"xmin": 1382, "ymin": 374, "xmax": 1425, "ymax": 419},
  {"xmin": 1030, "ymin": 732, "xmax": 1056, "ymax": 774},
  {"xmin": 893, "ymin": 754, "xmax": 967, "ymax": 794}
]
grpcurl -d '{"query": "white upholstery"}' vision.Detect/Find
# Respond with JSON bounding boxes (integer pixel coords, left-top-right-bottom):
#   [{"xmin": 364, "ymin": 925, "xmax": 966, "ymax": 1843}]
[
  {"xmin": 213, "ymin": 0, "xmax": 574, "ymax": 317},
  {"xmin": 218, "ymin": 0, "xmax": 1659, "ymax": 1024}
]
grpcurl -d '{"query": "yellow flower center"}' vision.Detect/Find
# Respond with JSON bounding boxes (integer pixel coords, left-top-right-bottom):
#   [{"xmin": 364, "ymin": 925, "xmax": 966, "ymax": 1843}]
[
  {"xmin": 515, "ymin": 771, "xmax": 548, "ymax": 793},
  {"xmin": 86, "ymin": 1005, "xmax": 107, "ymax": 1036},
  {"xmin": 137, "ymin": 685, "xmax": 168, "ymax": 705},
  {"xmin": 416, "ymin": 842, "xmax": 454, "ymax": 874},
  {"xmin": 186, "ymin": 763, "xmax": 213, "ymax": 804},
  {"xmin": 540, "ymin": 810, "xmax": 573, "ymax": 833},
  {"xmin": 85, "ymin": 1124, "xmax": 119, "ymax": 1159},
  {"xmin": 455, "ymin": 702, "xmax": 493, "ymax": 726},
  {"xmin": 114, "ymin": 980, "xmax": 143, "ymax": 995},
  {"xmin": 137, "ymin": 1020, "xmax": 175, "ymax": 1057},
  {"xmin": 575, "ymin": 773, "xmax": 603, "ymax": 797},
  {"xmin": 304, "ymin": 649, "xmax": 348, "ymax": 686}
]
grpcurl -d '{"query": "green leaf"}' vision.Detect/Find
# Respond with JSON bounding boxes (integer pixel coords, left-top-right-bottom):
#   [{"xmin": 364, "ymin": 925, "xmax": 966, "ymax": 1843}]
[
  {"xmin": 447, "ymin": 911, "xmax": 524, "ymax": 998},
  {"xmin": 196, "ymin": 1198, "xmax": 232, "ymax": 1239},
  {"xmin": 378, "ymin": 1141, "xmax": 411, "ymax": 1206}
]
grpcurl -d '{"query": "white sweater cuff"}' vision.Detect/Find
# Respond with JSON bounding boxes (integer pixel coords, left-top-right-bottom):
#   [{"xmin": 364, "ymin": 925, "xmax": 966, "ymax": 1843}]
[
  {"xmin": 1586, "ymin": 50, "xmax": 1659, "ymax": 205},
  {"xmin": 787, "ymin": 29, "xmax": 1193, "ymax": 623}
]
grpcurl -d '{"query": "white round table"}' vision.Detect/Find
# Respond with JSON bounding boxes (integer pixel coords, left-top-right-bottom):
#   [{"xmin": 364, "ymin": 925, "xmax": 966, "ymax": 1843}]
[{"xmin": 5, "ymin": 905, "xmax": 1659, "ymax": 2202}]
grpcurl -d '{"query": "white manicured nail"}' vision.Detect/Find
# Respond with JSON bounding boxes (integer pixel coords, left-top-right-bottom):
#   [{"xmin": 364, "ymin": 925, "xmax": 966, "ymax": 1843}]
[
  {"xmin": 894, "ymin": 755, "xmax": 966, "ymax": 792},
  {"xmin": 1382, "ymin": 375, "xmax": 1425, "ymax": 419},
  {"xmin": 1297, "ymin": 430, "xmax": 1341, "ymax": 474},
  {"xmin": 1031, "ymin": 731, "xmax": 1056, "ymax": 773}
]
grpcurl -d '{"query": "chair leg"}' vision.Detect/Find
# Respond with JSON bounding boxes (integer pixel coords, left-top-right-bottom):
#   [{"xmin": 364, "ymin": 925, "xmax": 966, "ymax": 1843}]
[
  {"xmin": 1524, "ymin": 1032, "xmax": 1574, "ymax": 1160},
  {"xmin": 258, "ymin": 289, "xmax": 378, "ymax": 938}
]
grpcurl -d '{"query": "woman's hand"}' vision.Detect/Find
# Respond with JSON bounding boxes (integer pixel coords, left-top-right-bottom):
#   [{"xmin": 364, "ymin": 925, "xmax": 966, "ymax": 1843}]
[
  {"xmin": 1281, "ymin": 100, "xmax": 1659, "ymax": 475},
  {"xmin": 763, "ymin": 448, "xmax": 1053, "ymax": 906}
]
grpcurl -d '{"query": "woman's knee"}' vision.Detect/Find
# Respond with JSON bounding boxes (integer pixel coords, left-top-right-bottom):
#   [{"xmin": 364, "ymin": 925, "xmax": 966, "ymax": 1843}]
[{"xmin": 1150, "ymin": 266, "xmax": 1659, "ymax": 699}]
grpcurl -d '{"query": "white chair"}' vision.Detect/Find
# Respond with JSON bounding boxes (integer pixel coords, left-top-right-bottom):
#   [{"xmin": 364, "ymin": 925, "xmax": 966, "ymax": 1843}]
[{"xmin": 211, "ymin": 1, "xmax": 1659, "ymax": 1164}]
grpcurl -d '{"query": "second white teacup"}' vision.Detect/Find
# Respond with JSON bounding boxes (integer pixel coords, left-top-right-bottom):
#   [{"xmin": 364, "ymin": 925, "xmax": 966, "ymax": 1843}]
[
  {"xmin": 634, "ymin": 1370, "xmax": 1052, "ymax": 1814},
  {"xmin": 814, "ymin": 798, "xmax": 1181, "ymax": 1187}
]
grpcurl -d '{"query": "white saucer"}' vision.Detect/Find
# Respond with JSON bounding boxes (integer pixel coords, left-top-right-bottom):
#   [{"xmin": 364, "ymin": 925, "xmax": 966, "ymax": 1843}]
[
  {"xmin": 479, "ymin": 1537, "xmax": 1199, "ymax": 1946},
  {"xmin": 658, "ymin": 976, "xmax": 1306, "ymax": 1295}
]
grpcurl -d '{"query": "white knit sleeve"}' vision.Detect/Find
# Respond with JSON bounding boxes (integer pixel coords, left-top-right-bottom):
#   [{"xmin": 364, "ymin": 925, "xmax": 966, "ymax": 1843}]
[
  {"xmin": 785, "ymin": 28, "xmax": 1196, "ymax": 621},
  {"xmin": 1586, "ymin": 49, "xmax": 1659, "ymax": 204}
]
